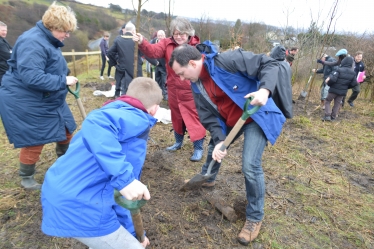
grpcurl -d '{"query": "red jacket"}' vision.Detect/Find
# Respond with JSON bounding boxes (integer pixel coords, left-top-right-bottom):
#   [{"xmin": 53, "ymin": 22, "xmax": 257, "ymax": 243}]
[{"xmin": 139, "ymin": 36, "xmax": 206, "ymax": 141}]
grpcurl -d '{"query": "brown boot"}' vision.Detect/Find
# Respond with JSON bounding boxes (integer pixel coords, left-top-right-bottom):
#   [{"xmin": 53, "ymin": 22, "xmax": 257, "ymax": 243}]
[
  {"xmin": 237, "ymin": 220, "xmax": 262, "ymax": 245},
  {"xmin": 183, "ymin": 179, "xmax": 215, "ymax": 188}
]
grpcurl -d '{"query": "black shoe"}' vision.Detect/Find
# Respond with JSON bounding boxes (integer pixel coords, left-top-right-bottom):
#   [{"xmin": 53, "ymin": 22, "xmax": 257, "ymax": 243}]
[
  {"xmin": 322, "ymin": 115, "xmax": 331, "ymax": 121},
  {"xmin": 348, "ymin": 102, "xmax": 354, "ymax": 107}
]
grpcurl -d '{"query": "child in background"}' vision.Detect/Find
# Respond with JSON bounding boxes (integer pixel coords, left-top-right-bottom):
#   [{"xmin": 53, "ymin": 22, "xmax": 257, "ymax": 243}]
[
  {"xmin": 323, "ymin": 57, "xmax": 357, "ymax": 121},
  {"xmin": 41, "ymin": 77, "xmax": 162, "ymax": 249}
]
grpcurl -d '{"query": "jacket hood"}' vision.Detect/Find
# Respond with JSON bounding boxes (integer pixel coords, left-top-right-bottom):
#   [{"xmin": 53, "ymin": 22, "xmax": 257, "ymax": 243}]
[
  {"xmin": 341, "ymin": 56, "xmax": 353, "ymax": 68},
  {"xmin": 37, "ymin": 20, "xmax": 64, "ymax": 48},
  {"xmin": 270, "ymin": 45, "xmax": 286, "ymax": 61}
]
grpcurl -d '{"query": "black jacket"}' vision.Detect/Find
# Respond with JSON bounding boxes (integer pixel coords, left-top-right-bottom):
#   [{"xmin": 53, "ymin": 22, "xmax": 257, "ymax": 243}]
[
  {"xmin": 150, "ymin": 38, "xmax": 166, "ymax": 69},
  {"xmin": 328, "ymin": 57, "xmax": 357, "ymax": 96},
  {"xmin": 0, "ymin": 37, "xmax": 12, "ymax": 77},
  {"xmin": 354, "ymin": 60, "xmax": 365, "ymax": 77}
]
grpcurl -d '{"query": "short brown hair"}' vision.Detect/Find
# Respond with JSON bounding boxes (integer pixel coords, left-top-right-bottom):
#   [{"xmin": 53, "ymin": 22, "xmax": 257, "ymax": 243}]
[
  {"xmin": 126, "ymin": 77, "xmax": 162, "ymax": 109},
  {"xmin": 42, "ymin": 1, "xmax": 77, "ymax": 32},
  {"xmin": 355, "ymin": 51, "xmax": 363, "ymax": 56}
]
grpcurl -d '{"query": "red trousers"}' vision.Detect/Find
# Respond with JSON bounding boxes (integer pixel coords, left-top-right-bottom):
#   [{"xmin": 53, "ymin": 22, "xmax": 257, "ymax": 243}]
[{"xmin": 19, "ymin": 129, "xmax": 73, "ymax": 164}]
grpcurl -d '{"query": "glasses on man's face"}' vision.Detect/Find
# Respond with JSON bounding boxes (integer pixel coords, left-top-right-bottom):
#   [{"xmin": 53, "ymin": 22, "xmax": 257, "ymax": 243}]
[
  {"xmin": 173, "ymin": 32, "xmax": 187, "ymax": 38},
  {"xmin": 63, "ymin": 30, "xmax": 71, "ymax": 35}
]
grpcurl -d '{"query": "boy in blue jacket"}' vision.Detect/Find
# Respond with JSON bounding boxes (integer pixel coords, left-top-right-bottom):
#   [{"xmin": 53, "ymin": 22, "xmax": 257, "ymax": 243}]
[{"xmin": 41, "ymin": 77, "xmax": 162, "ymax": 249}]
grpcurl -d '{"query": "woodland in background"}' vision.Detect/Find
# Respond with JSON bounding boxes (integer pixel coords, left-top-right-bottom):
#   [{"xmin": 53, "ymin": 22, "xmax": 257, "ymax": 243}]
[{"xmin": 0, "ymin": 0, "xmax": 373, "ymax": 100}]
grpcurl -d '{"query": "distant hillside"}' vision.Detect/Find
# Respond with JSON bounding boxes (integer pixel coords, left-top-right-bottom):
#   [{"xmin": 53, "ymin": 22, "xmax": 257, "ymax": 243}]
[{"xmin": 0, "ymin": 0, "xmax": 119, "ymax": 52}]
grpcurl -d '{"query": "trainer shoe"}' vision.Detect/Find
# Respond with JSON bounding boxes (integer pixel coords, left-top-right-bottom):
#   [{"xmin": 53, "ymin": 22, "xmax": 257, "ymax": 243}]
[
  {"xmin": 237, "ymin": 220, "xmax": 262, "ymax": 245},
  {"xmin": 108, "ymin": 75, "xmax": 114, "ymax": 79},
  {"xmin": 348, "ymin": 102, "xmax": 354, "ymax": 107},
  {"xmin": 100, "ymin": 76, "xmax": 104, "ymax": 80}
]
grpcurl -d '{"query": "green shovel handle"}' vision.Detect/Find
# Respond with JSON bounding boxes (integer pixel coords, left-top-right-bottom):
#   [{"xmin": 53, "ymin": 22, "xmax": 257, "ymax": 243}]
[
  {"xmin": 67, "ymin": 82, "xmax": 81, "ymax": 99},
  {"xmin": 241, "ymin": 96, "xmax": 261, "ymax": 120},
  {"xmin": 114, "ymin": 189, "xmax": 147, "ymax": 214}
]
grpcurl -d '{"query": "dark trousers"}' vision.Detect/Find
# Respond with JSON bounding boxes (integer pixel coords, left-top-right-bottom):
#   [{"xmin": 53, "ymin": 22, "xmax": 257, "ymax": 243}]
[
  {"xmin": 100, "ymin": 54, "xmax": 112, "ymax": 77},
  {"xmin": 325, "ymin": 93, "xmax": 344, "ymax": 119},
  {"xmin": 347, "ymin": 84, "xmax": 360, "ymax": 103},
  {"xmin": 114, "ymin": 70, "xmax": 132, "ymax": 97},
  {"xmin": 155, "ymin": 66, "xmax": 167, "ymax": 97}
]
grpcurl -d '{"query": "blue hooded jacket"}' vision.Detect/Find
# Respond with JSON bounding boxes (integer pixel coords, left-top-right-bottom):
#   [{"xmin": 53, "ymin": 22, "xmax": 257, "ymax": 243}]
[
  {"xmin": 0, "ymin": 21, "xmax": 75, "ymax": 148},
  {"xmin": 41, "ymin": 100, "xmax": 157, "ymax": 237}
]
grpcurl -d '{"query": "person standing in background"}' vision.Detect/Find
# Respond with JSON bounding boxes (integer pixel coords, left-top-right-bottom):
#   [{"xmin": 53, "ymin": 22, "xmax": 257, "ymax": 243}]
[
  {"xmin": 0, "ymin": 21, "xmax": 12, "ymax": 85},
  {"xmin": 99, "ymin": 31, "xmax": 113, "ymax": 80},
  {"xmin": 347, "ymin": 51, "xmax": 365, "ymax": 107},
  {"xmin": 132, "ymin": 17, "xmax": 206, "ymax": 162},
  {"xmin": 151, "ymin": 30, "xmax": 168, "ymax": 100}
]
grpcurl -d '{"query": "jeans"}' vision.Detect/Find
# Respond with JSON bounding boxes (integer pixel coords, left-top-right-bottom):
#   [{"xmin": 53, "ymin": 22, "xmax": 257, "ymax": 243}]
[
  {"xmin": 100, "ymin": 54, "xmax": 112, "ymax": 77},
  {"xmin": 348, "ymin": 83, "xmax": 360, "ymax": 103},
  {"xmin": 201, "ymin": 121, "xmax": 267, "ymax": 221}
]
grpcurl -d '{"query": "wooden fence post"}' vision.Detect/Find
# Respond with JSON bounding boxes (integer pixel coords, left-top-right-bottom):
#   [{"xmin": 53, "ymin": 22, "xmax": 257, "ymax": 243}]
[
  {"xmin": 86, "ymin": 49, "xmax": 89, "ymax": 74},
  {"xmin": 98, "ymin": 54, "xmax": 101, "ymax": 71},
  {"xmin": 72, "ymin": 49, "xmax": 76, "ymax": 76}
]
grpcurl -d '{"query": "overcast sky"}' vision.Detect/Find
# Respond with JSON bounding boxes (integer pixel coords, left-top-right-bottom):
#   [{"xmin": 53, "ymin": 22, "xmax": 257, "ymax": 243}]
[{"xmin": 77, "ymin": 0, "xmax": 371, "ymax": 34}]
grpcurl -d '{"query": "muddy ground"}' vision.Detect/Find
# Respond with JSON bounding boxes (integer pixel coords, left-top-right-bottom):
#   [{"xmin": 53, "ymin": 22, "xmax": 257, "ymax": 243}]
[{"xmin": 0, "ymin": 81, "xmax": 373, "ymax": 249}]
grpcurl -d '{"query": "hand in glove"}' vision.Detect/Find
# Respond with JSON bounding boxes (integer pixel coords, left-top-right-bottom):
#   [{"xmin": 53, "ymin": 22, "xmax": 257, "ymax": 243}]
[{"xmin": 317, "ymin": 59, "xmax": 324, "ymax": 64}]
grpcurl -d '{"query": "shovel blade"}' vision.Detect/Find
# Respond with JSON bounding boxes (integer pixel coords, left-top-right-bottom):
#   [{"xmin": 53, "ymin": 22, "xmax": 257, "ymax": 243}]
[
  {"xmin": 180, "ymin": 173, "xmax": 215, "ymax": 191},
  {"xmin": 298, "ymin": 91, "xmax": 307, "ymax": 100}
]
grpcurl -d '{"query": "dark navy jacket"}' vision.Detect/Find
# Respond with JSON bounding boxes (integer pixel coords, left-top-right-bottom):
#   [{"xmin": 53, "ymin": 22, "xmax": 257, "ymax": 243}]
[{"xmin": 0, "ymin": 21, "xmax": 76, "ymax": 148}]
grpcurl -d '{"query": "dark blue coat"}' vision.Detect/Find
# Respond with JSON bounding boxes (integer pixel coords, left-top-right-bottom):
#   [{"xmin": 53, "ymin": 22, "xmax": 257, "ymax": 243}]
[{"xmin": 0, "ymin": 21, "xmax": 76, "ymax": 148}]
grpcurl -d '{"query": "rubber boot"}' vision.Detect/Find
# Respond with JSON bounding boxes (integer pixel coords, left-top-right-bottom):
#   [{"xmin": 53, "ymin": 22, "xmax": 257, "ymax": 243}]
[
  {"xmin": 166, "ymin": 131, "xmax": 184, "ymax": 151},
  {"xmin": 55, "ymin": 143, "xmax": 69, "ymax": 158},
  {"xmin": 190, "ymin": 138, "xmax": 204, "ymax": 162},
  {"xmin": 19, "ymin": 163, "xmax": 41, "ymax": 190}
]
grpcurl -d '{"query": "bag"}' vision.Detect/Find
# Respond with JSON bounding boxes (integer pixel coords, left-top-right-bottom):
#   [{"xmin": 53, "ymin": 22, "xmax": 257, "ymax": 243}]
[{"xmin": 357, "ymin": 71, "xmax": 365, "ymax": 83}]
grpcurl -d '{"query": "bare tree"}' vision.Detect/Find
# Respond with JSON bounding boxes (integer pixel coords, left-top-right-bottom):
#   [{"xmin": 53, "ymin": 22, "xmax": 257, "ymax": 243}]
[{"xmin": 132, "ymin": 0, "xmax": 149, "ymax": 78}]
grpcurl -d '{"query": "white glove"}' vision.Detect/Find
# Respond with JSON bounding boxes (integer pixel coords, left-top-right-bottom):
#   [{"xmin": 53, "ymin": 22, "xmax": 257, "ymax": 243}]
[
  {"xmin": 119, "ymin": 179, "xmax": 150, "ymax": 201},
  {"xmin": 245, "ymin": 88, "xmax": 270, "ymax": 106},
  {"xmin": 66, "ymin": 76, "xmax": 78, "ymax": 86}
]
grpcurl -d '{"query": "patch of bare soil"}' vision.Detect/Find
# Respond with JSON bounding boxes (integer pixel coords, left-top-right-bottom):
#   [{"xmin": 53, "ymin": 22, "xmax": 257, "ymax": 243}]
[{"xmin": 0, "ymin": 86, "xmax": 373, "ymax": 249}]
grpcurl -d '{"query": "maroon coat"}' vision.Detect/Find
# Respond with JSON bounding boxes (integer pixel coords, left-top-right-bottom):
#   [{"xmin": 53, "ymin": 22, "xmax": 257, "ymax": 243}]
[{"xmin": 139, "ymin": 36, "xmax": 206, "ymax": 141}]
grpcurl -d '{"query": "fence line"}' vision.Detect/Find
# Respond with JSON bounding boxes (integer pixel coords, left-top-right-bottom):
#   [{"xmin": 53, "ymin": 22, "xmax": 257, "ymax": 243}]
[{"xmin": 62, "ymin": 50, "xmax": 101, "ymax": 76}]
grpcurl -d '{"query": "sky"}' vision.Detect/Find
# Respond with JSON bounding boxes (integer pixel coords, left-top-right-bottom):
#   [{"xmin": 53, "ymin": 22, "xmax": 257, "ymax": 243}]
[{"xmin": 76, "ymin": 0, "xmax": 372, "ymax": 34}]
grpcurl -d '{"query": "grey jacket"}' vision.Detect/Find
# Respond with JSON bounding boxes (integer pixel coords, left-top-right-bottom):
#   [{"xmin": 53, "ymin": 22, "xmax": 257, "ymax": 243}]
[{"xmin": 270, "ymin": 46, "xmax": 293, "ymax": 118}]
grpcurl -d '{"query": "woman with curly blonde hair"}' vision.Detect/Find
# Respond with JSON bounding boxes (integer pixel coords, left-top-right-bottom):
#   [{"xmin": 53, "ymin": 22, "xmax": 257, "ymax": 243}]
[{"xmin": 0, "ymin": 2, "xmax": 79, "ymax": 190}]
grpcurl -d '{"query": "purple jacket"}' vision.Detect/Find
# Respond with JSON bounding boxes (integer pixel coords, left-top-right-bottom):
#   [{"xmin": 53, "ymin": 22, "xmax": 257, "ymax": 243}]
[{"xmin": 100, "ymin": 38, "xmax": 109, "ymax": 56}]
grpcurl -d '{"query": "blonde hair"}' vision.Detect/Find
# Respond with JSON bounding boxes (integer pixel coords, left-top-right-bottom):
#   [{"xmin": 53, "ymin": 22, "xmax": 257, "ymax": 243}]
[
  {"xmin": 126, "ymin": 77, "xmax": 162, "ymax": 109},
  {"xmin": 42, "ymin": 1, "xmax": 77, "ymax": 32}
]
